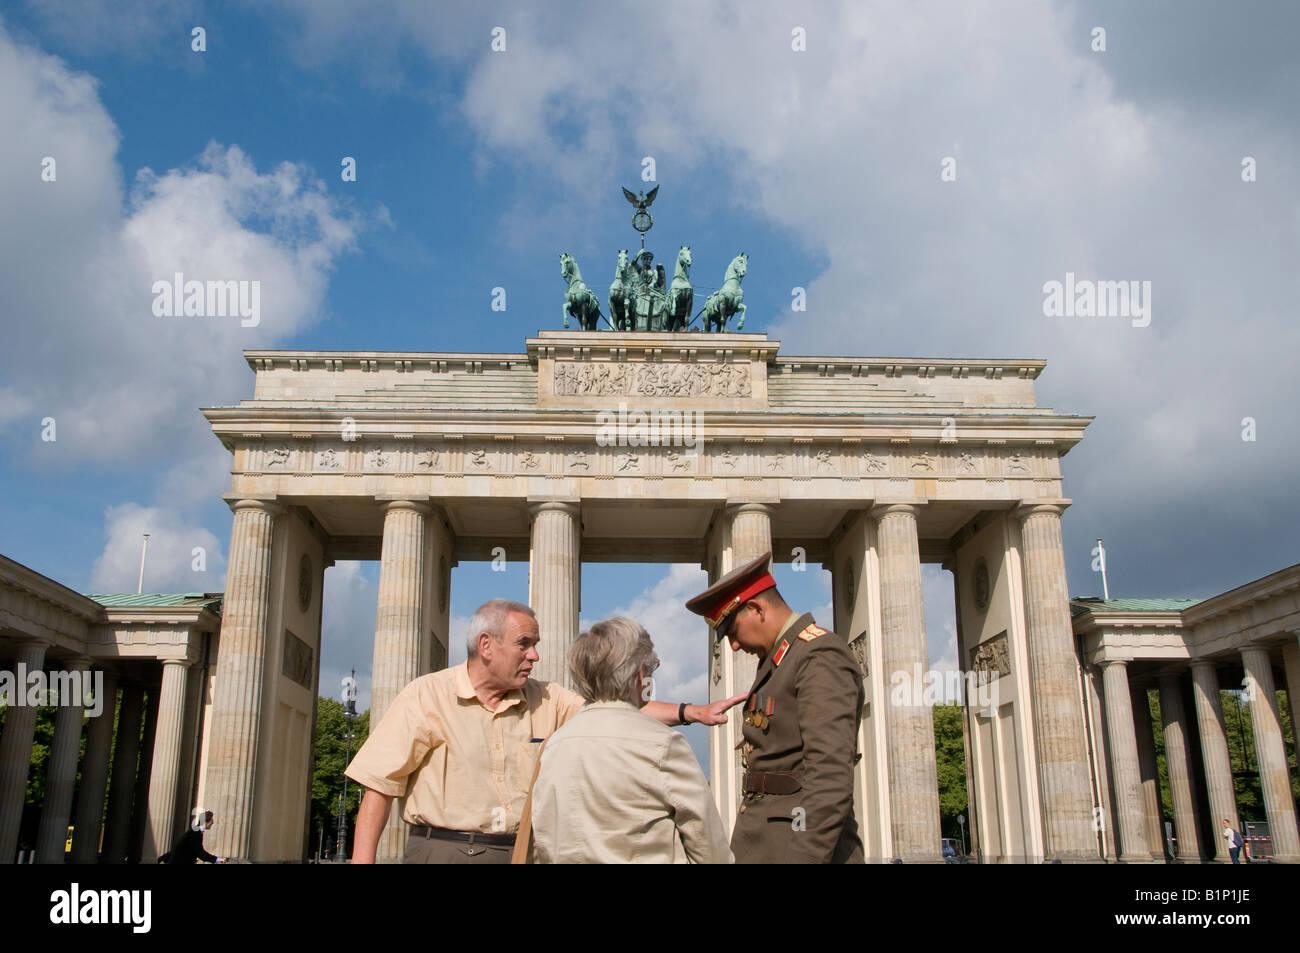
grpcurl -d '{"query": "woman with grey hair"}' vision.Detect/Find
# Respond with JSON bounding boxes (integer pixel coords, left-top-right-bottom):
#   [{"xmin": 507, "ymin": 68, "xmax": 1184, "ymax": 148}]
[{"xmin": 528, "ymin": 617, "xmax": 733, "ymax": 864}]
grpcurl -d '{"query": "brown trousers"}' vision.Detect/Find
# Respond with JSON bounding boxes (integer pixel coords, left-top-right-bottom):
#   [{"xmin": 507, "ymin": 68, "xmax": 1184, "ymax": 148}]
[{"xmin": 402, "ymin": 833, "xmax": 514, "ymax": 864}]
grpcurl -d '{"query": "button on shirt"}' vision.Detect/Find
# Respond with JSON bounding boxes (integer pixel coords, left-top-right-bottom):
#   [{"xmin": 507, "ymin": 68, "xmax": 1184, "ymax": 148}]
[{"xmin": 344, "ymin": 662, "xmax": 585, "ymax": 833}]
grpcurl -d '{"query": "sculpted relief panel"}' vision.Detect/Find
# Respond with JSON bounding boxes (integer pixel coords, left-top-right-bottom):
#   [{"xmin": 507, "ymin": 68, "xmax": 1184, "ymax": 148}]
[
  {"xmin": 242, "ymin": 441, "xmax": 1052, "ymax": 486},
  {"xmin": 553, "ymin": 361, "xmax": 752, "ymax": 398}
]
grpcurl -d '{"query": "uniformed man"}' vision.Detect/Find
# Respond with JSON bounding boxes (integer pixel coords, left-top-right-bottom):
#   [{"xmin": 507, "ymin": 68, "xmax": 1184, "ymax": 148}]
[
  {"xmin": 346, "ymin": 597, "xmax": 744, "ymax": 864},
  {"xmin": 686, "ymin": 552, "xmax": 865, "ymax": 864}
]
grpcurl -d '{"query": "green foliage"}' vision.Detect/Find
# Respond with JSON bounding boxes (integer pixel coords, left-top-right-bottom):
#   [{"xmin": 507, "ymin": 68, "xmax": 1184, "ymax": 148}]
[
  {"xmin": 1148, "ymin": 685, "xmax": 1297, "ymax": 826},
  {"xmin": 933, "ymin": 703, "xmax": 969, "ymax": 840},
  {"xmin": 310, "ymin": 697, "xmax": 370, "ymax": 855}
]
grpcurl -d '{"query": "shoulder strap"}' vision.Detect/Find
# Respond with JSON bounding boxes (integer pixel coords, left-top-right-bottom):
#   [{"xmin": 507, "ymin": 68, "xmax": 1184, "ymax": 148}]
[{"xmin": 511, "ymin": 739, "xmax": 548, "ymax": 865}]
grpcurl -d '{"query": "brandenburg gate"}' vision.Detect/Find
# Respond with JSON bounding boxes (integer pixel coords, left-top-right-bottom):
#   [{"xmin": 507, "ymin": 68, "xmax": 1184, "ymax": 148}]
[{"xmin": 198, "ymin": 329, "xmax": 1098, "ymax": 863}]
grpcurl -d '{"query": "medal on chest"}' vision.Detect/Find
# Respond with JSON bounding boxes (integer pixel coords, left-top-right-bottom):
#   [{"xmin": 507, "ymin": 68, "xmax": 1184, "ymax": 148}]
[{"xmin": 743, "ymin": 692, "xmax": 775, "ymax": 732}]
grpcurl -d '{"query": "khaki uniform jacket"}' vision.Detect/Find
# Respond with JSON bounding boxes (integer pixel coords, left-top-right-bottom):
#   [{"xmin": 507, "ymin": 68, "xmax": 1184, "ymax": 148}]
[{"xmin": 731, "ymin": 613, "xmax": 865, "ymax": 864}]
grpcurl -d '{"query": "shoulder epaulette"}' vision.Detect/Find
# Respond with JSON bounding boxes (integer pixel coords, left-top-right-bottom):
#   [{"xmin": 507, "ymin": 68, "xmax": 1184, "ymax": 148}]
[{"xmin": 797, "ymin": 623, "xmax": 828, "ymax": 642}]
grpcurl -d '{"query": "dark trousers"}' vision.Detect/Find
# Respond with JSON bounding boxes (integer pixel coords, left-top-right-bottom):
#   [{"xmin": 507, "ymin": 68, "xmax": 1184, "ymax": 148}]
[{"xmin": 402, "ymin": 833, "xmax": 513, "ymax": 864}]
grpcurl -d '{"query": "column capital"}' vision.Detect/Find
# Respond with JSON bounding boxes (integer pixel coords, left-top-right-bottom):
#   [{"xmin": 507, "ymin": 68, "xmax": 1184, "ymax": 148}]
[
  {"xmin": 528, "ymin": 500, "xmax": 581, "ymax": 519},
  {"xmin": 379, "ymin": 499, "xmax": 432, "ymax": 516},
  {"xmin": 1239, "ymin": 644, "xmax": 1271, "ymax": 663},
  {"xmin": 1015, "ymin": 500, "xmax": 1072, "ymax": 522},
  {"xmin": 1099, "ymin": 658, "xmax": 1129, "ymax": 672},
  {"xmin": 9, "ymin": 636, "xmax": 52, "ymax": 651},
  {"xmin": 160, "ymin": 657, "xmax": 192, "ymax": 669},
  {"xmin": 871, "ymin": 502, "xmax": 922, "ymax": 521},
  {"xmin": 724, "ymin": 501, "xmax": 775, "ymax": 517},
  {"xmin": 227, "ymin": 498, "xmax": 283, "ymax": 517},
  {"xmin": 1190, "ymin": 658, "xmax": 1218, "ymax": 671}
]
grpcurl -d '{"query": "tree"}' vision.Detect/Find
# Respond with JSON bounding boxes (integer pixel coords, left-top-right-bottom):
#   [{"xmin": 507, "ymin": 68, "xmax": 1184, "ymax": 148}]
[
  {"xmin": 310, "ymin": 697, "xmax": 370, "ymax": 857},
  {"xmin": 933, "ymin": 703, "xmax": 968, "ymax": 839}
]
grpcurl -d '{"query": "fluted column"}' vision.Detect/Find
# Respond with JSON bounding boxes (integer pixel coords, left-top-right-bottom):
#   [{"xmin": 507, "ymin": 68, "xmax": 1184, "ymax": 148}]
[
  {"xmin": 1158, "ymin": 672, "xmax": 1203, "ymax": 861},
  {"xmin": 1190, "ymin": 662, "xmax": 1237, "ymax": 862},
  {"xmin": 143, "ymin": 659, "xmax": 191, "ymax": 862},
  {"xmin": 372, "ymin": 502, "xmax": 430, "ymax": 724},
  {"xmin": 101, "ymin": 682, "xmax": 145, "ymax": 863},
  {"xmin": 1099, "ymin": 661, "xmax": 1152, "ymax": 861},
  {"xmin": 0, "ymin": 640, "xmax": 48, "ymax": 863},
  {"xmin": 204, "ymin": 498, "xmax": 280, "ymax": 862},
  {"xmin": 35, "ymin": 658, "xmax": 91, "ymax": 863},
  {"xmin": 372, "ymin": 500, "xmax": 429, "ymax": 864},
  {"xmin": 873, "ymin": 503, "xmax": 941, "ymax": 863},
  {"xmin": 724, "ymin": 502, "xmax": 773, "ymax": 700},
  {"xmin": 1241, "ymin": 646, "xmax": 1300, "ymax": 862},
  {"xmin": 1284, "ymin": 639, "xmax": 1300, "ymax": 779},
  {"xmin": 528, "ymin": 502, "xmax": 581, "ymax": 688},
  {"xmin": 1131, "ymin": 680, "xmax": 1165, "ymax": 859},
  {"xmin": 71, "ymin": 671, "xmax": 118, "ymax": 863},
  {"xmin": 1016, "ymin": 503, "xmax": 1098, "ymax": 861},
  {"xmin": 1086, "ymin": 667, "xmax": 1118, "ymax": 862}
]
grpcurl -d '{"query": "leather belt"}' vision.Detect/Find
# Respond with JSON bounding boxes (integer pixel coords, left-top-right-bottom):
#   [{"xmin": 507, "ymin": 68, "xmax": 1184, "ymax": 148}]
[
  {"xmin": 408, "ymin": 825, "xmax": 516, "ymax": 847},
  {"xmin": 742, "ymin": 769, "xmax": 804, "ymax": 797}
]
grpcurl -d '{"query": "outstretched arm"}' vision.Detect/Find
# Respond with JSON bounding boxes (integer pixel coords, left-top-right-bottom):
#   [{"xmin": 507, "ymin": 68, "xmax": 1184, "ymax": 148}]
[{"xmin": 642, "ymin": 694, "xmax": 746, "ymax": 727}]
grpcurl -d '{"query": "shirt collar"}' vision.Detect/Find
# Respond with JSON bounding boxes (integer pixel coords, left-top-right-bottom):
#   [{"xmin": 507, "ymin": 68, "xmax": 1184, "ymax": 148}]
[{"xmin": 455, "ymin": 660, "xmax": 527, "ymax": 712}]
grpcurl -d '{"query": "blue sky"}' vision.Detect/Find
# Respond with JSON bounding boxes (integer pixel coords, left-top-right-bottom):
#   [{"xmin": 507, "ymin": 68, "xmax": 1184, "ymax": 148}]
[{"xmin": 2, "ymin": 2, "xmax": 1298, "ymax": 764}]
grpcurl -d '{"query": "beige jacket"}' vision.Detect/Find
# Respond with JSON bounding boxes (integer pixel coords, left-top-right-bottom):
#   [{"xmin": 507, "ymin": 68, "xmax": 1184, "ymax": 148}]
[{"xmin": 530, "ymin": 701, "xmax": 734, "ymax": 864}]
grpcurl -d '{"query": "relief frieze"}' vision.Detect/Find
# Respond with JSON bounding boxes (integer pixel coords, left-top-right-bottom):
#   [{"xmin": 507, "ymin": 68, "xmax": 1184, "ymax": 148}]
[{"xmin": 553, "ymin": 360, "xmax": 752, "ymax": 398}]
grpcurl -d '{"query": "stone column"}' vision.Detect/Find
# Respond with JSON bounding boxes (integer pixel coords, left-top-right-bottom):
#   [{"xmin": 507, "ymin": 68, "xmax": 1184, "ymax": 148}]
[
  {"xmin": 372, "ymin": 502, "xmax": 430, "ymax": 725},
  {"xmin": 101, "ymin": 682, "xmax": 145, "ymax": 863},
  {"xmin": 143, "ymin": 659, "xmax": 191, "ymax": 863},
  {"xmin": 1158, "ymin": 672, "xmax": 1203, "ymax": 861},
  {"xmin": 1284, "ymin": 639, "xmax": 1300, "ymax": 773},
  {"xmin": 872, "ymin": 503, "xmax": 941, "ymax": 863},
  {"xmin": 0, "ymin": 639, "xmax": 48, "ymax": 863},
  {"xmin": 707, "ymin": 502, "xmax": 773, "ymax": 835},
  {"xmin": 1190, "ymin": 661, "xmax": 1237, "ymax": 863},
  {"xmin": 204, "ymin": 498, "xmax": 280, "ymax": 862},
  {"xmin": 1086, "ymin": 667, "xmax": 1118, "ymax": 862},
  {"xmin": 528, "ymin": 502, "xmax": 581, "ymax": 688},
  {"xmin": 372, "ymin": 500, "xmax": 429, "ymax": 864},
  {"xmin": 35, "ymin": 657, "xmax": 91, "ymax": 863},
  {"xmin": 70, "ymin": 671, "xmax": 118, "ymax": 863},
  {"xmin": 1099, "ymin": 661, "xmax": 1152, "ymax": 862},
  {"xmin": 1131, "ymin": 680, "xmax": 1165, "ymax": 859},
  {"xmin": 1241, "ymin": 646, "xmax": 1300, "ymax": 862},
  {"xmin": 1016, "ymin": 503, "xmax": 1099, "ymax": 861}
]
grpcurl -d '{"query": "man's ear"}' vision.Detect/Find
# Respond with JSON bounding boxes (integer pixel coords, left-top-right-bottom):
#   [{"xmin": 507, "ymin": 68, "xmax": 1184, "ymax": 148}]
[{"xmin": 477, "ymin": 632, "xmax": 494, "ymax": 660}]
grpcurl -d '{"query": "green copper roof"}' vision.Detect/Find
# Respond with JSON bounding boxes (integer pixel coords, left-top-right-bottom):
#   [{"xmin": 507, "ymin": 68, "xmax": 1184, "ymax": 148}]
[
  {"xmin": 85, "ymin": 593, "xmax": 223, "ymax": 611},
  {"xmin": 1071, "ymin": 596, "xmax": 1202, "ymax": 615}
]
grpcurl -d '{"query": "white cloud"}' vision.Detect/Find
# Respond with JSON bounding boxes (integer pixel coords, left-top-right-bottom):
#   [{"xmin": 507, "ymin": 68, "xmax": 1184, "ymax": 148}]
[
  {"xmin": 580, "ymin": 562, "xmax": 710, "ymax": 704},
  {"xmin": 320, "ymin": 561, "xmax": 378, "ymax": 710},
  {"xmin": 0, "ymin": 21, "xmax": 369, "ymax": 471},
  {"xmin": 88, "ymin": 502, "xmax": 224, "ymax": 593}
]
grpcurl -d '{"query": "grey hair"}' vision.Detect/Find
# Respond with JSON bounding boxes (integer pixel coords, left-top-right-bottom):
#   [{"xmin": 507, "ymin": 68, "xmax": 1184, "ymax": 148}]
[
  {"xmin": 568, "ymin": 616, "xmax": 659, "ymax": 704},
  {"xmin": 466, "ymin": 598, "xmax": 536, "ymax": 658}
]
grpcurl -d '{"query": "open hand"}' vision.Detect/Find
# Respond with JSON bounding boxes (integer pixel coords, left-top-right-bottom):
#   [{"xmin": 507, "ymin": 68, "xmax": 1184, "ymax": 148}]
[{"xmin": 689, "ymin": 692, "xmax": 747, "ymax": 726}]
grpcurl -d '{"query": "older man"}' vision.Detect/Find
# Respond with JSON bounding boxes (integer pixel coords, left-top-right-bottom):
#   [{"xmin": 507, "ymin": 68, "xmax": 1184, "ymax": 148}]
[
  {"xmin": 530, "ymin": 617, "xmax": 733, "ymax": 864},
  {"xmin": 346, "ymin": 598, "xmax": 743, "ymax": 863}
]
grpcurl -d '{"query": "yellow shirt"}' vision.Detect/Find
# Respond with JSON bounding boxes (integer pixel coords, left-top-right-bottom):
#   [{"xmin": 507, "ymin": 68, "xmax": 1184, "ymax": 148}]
[{"xmin": 345, "ymin": 661, "xmax": 585, "ymax": 833}]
